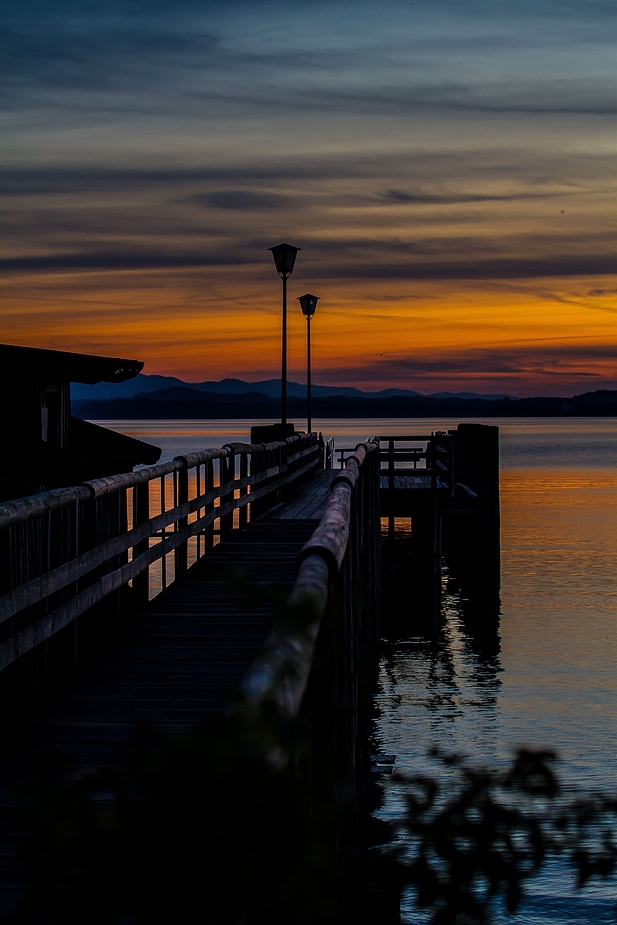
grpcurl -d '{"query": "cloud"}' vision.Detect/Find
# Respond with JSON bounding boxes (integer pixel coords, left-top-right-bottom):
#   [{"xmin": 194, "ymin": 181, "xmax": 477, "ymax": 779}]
[
  {"xmin": 341, "ymin": 340, "xmax": 617, "ymax": 384},
  {"xmin": 319, "ymin": 255, "xmax": 617, "ymax": 282},
  {"xmin": 0, "ymin": 252, "xmax": 253, "ymax": 273},
  {"xmin": 381, "ymin": 188, "xmax": 565, "ymax": 205},
  {"xmin": 3, "ymin": 0, "xmax": 616, "ymax": 127},
  {"xmin": 2, "ymin": 135, "xmax": 613, "ymax": 292},
  {"xmin": 192, "ymin": 190, "xmax": 290, "ymax": 211},
  {"xmin": 292, "ymin": 80, "xmax": 617, "ymax": 118},
  {"xmin": 2, "ymin": 242, "xmax": 614, "ymax": 282},
  {"xmin": 1, "ymin": 5, "xmax": 219, "ymax": 95},
  {"xmin": 587, "ymin": 288, "xmax": 617, "ymax": 296},
  {"xmin": 2, "ymin": 147, "xmax": 613, "ymax": 195}
]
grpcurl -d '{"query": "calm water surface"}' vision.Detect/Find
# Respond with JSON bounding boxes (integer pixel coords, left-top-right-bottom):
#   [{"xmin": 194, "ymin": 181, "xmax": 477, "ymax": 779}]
[{"xmin": 102, "ymin": 418, "xmax": 617, "ymax": 922}]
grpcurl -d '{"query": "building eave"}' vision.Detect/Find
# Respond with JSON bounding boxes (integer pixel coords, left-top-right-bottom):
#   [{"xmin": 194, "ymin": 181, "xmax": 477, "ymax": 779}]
[{"xmin": 0, "ymin": 344, "xmax": 143, "ymax": 385}]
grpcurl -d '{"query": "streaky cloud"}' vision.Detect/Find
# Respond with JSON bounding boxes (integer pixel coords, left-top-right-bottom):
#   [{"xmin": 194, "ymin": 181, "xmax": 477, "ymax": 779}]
[
  {"xmin": 341, "ymin": 340, "xmax": 617, "ymax": 381},
  {"xmin": 2, "ymin": 149, "xmax": 613, "ymax": 195},
  {"xmin": 381, "ymin": 188, "xmax": 567, "ymax": 205},
  {"xmin": 192, "ymin": 190, "xmax": 290, "ymax": 211},
  {"xmin": 0, "ymin": 252, "xmax": 253, "ymax": 273},
  {"xmin": 3, "ymin": 250, "xmax": 615, "ymax": 281}
]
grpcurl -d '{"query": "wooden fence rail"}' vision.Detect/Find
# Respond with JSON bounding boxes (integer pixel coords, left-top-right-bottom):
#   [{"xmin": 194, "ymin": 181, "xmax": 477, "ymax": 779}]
[
  {"xmin": 0, "ymin": 433, "xmax": 320, "ymax": 686},
  {"xmin": 336, "ymin": 433, "xmax": 454, "ymax": 493}
]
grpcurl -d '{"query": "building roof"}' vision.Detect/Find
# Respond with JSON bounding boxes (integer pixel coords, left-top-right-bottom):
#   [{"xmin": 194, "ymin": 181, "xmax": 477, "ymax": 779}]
[
  {"xmin": 0, "ymin": 344, "xmax": 143, "ymax": 384},
  {"xmin": 0, "ymin": 417, "xmax": 161, "ymax": 501},
  {"xmin": 70, "ymin": 417, "xmax": 161, "ymax": 467}
]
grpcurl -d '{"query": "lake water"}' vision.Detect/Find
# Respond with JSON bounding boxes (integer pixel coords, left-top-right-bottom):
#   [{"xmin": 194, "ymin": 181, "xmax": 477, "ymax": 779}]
[{"xmin": 102, "ymin": 418, "xmax": 617, "ymax": 922}]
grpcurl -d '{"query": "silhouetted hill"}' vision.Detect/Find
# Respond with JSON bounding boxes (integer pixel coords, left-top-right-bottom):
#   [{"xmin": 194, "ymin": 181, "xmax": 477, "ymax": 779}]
[
  {"xmin": 573, "ymin": 389, "xmax": 617, "ymax": 407},
  {"xmin": 133, "ymin": 387, "xmax": 272, "ymax": 404},
  {"xmin": 71, "ymin": 373, "xmax": 513, "ymax": 403},
  {"xmin": 71, "ymin": 387, "xmax": 617, "ymax": 420},
  {"xmin": 71, "ymin": 374, "xmax": 406, "ymax": 401}
]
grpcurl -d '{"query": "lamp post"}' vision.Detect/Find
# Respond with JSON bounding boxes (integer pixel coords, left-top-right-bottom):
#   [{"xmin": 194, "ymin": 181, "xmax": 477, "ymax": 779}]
[
  {"xmin": 297, "ymin": 293, "xmax": 319, "ymax": 434},
  {"xmin": 268, "ymin": 243, "xmax": 301, "ymax": 430}
]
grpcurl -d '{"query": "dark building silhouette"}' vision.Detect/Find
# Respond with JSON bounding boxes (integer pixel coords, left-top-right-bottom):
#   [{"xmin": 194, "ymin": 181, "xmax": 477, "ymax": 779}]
[{"xmin": 0, "ymin": 343, "xmax": 161, "ymax": 501}]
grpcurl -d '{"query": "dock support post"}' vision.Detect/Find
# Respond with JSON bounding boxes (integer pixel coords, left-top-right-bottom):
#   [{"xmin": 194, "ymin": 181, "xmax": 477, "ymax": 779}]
[
  {"xmin": 441, "ymin": 424, "xmax": 501, "ymax": 639},
  {"xmin": 450, "ymin": 423, "xmax": 500, "ymax": 605},
  {"xmin": 453, "ymin": 424, "xmax": 500, "ymax": 535}
]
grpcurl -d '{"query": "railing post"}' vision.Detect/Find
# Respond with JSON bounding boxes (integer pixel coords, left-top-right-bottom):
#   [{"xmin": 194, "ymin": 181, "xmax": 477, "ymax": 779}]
[
  {"xmin": 206, "ymin": 459, "xmax": 215, "ymax": 549},
  {"xmin": 429, "ymin": 435, "xmax": 437, "ymax": 494},
  {"xmin": 220, "ymin": 451, "xmax": 234, "ymax": 536},
  {"xmin": 388, "ymin": 438, "xmax": 395, "ymax": 539},
  {"xmin": 279, "ymin": 440, "xmax": 288, "ymax": 505},
  {"xmin": 132, "ymin": 481, "xmax": 150, "ymax": 609},
  {"xmin": 175, "ymin": 460, "xmax": 189, "ymax": 577},
  {"xmin": 239, "ymin": 452, "xmax": 249, "ymax": 529}
]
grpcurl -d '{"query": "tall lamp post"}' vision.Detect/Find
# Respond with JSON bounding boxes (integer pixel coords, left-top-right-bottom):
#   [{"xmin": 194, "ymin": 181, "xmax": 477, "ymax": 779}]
[
  {"xmin": 268, "ymin": 243, "xmax": 301, "ymax": 430},
  {"xmin": 298, "ymin": 293, "xmax": 319, "ymax": 434}
]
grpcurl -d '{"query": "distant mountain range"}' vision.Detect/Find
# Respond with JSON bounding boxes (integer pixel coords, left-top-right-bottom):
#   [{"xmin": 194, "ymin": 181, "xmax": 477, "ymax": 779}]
[
  {"xmin": 71, "ymin": 374, "xmax": 514, "ymax": 403},
  {"xmin": 71, "ymin": 379, "xmax": 617, "ymax": 420}
]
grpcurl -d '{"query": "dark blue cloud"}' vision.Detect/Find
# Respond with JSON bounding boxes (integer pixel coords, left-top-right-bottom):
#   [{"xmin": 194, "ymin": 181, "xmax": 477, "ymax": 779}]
[
  {"xmin": 193, "ymin": 190, "xmax": 290, "ymax": 211},
  {"xmin": 3, "ymin": 0, "xmax": 615, "ymax": 117},
  {"xmin": 1, "ymin": 16, "xmax": 217, "ymax": 95},
  {"xmin": 382, "ymin": 188, "xmax": 564, "ymax": 205},
  {"xmin": 2, "ymin": 148, "xmax": 613, "ymax": 194}
]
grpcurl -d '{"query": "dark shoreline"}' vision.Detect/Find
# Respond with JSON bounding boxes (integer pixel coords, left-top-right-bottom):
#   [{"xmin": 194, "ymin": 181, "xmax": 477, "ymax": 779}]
[{"xmin": 72, "ymin": 389, "xmax": 617, "ymax": 420}]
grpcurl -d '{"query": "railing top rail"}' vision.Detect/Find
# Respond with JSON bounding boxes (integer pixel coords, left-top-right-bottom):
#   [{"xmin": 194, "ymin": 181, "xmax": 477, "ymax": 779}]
[
  {"xmin": 176, "ymin": 433, "xmax": 310, "ymax": 469},
  {"xmin": 297, "ymin": 440, "xmax": 377, "ymax": 573},
  {"xmin": 86, "ymin": 459, "xmax": 184, "ymax": 498},
  {"xmin": 376, "ymin": 434, "xmax": 452, "ymax": 442},
  {"xmin": 0, "ymin": 485, "xmax": 93, "ymax": 529}
]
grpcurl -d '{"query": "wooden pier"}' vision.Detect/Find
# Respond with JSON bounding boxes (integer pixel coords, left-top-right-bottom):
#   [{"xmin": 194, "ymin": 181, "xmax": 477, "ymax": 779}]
[{"xmin": 0, "ymin": 425, "xmax": 498, "ymax": 921}]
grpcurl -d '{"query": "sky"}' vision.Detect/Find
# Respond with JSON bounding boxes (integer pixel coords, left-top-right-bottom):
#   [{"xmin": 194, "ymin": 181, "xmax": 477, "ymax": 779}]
[{"xmin": 2, "ymin": 0, "xmax": 616, "ymax": 396}]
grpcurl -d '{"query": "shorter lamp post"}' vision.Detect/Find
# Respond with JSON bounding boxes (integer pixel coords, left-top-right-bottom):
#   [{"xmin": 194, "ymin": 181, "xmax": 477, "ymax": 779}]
[{"xmin": 297, "ymin": 293, "xmax": 319, "ymax": 434}]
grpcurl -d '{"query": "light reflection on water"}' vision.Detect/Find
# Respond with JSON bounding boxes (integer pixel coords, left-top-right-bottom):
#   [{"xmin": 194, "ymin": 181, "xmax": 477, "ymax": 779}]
[
  {"xmin": 372, "ymin": 427, "xmax": 617, "ymax": 923},
  {"xmin": 99, "ymin": 418, "xmax": 617, "ymax": 922}
]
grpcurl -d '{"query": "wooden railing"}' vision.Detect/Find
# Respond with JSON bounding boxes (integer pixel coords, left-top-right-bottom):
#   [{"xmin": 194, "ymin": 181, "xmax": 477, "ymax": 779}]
[
  {"xmin": 377, "ymin": 433, "xmax": 454, "ymax": 493},
  {"xmin": 336, "ymin": 434, "xmax": 454, "ymax": 491},
  {"xmin": 242, "ymin": 439, "xmax": 381, "ymax": 740},
  {"xmin": 0, "ymin": 433, "xmax": 320, "ymax": 683}
]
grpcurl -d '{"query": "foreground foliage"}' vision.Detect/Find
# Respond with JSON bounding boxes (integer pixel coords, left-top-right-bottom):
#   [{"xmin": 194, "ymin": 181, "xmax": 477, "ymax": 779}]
[
  {"xmin": 390, "ymin": 747, "xmax": 617, "ymax": 924},
  {"xmin": 12, "ymin": 701, "xmax": 617, "ymax": 925}
]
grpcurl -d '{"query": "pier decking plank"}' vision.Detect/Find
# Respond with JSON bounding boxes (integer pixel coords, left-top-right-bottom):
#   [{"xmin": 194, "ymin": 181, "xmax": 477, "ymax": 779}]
[
  {"xmin": 16, "ymin": 521, "xmax": 318, "ymax": 768},
  {"xmin": 269, "ymin": 468, "xmax": 337, "ymax": 520}
]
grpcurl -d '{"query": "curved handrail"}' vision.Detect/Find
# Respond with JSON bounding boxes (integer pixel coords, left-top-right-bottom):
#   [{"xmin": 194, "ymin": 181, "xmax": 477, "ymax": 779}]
[
  {"xmin": 0, "ymin": 486, "xmax": 93, "ymax": 529},
  {"xmin": 241, "ymin": 439, "xmax": 379, "ymax": 715}
]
